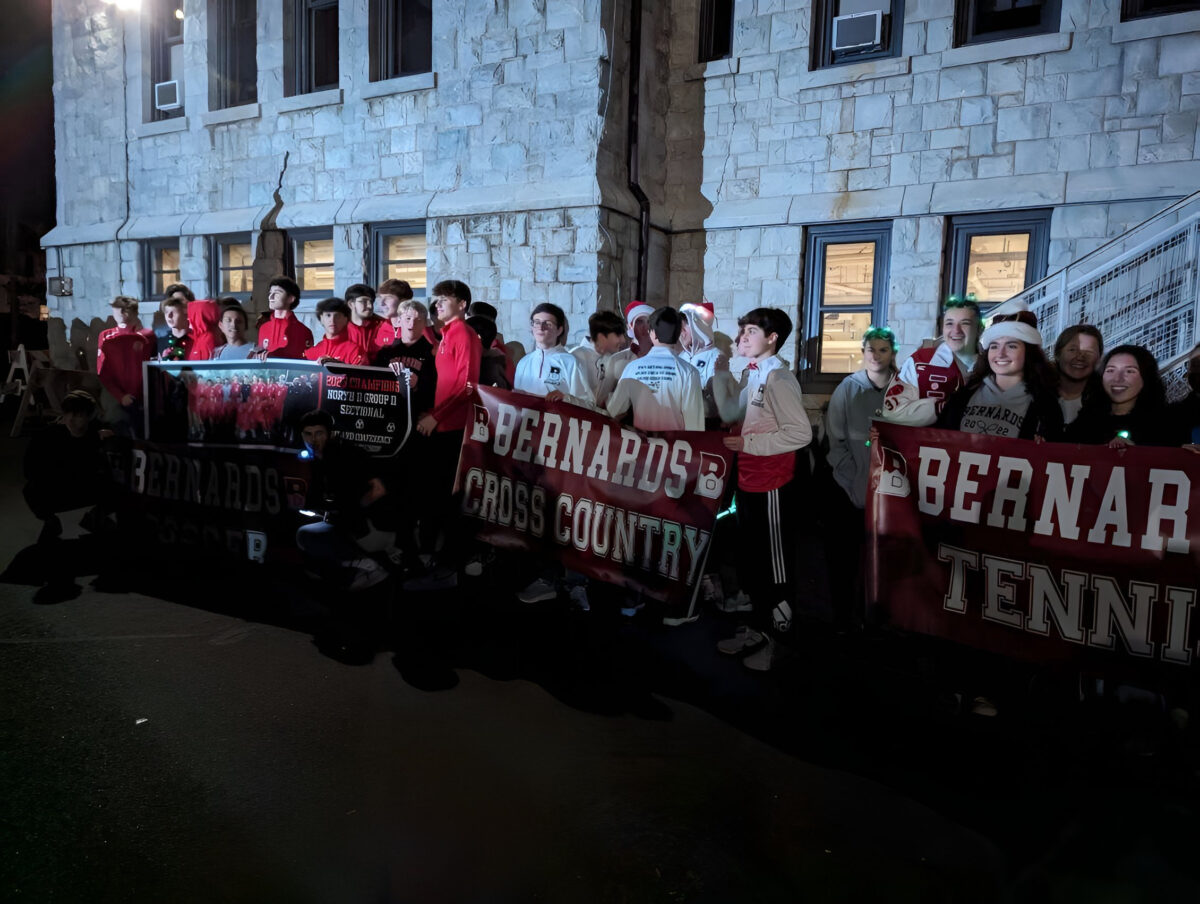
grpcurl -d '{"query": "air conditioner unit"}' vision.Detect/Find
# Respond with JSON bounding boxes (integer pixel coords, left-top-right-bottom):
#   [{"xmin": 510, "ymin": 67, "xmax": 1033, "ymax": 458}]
[
  {"xmin": 832, "ymin": 10, "xmax": 882, "ymax": 51},
  {"xmin": 48, "ymin": 276, "xmax": 73, "ymax": 297},
  {"xmin": 154, "ymin": 80, "xmax": 181, "ymax": 111}
]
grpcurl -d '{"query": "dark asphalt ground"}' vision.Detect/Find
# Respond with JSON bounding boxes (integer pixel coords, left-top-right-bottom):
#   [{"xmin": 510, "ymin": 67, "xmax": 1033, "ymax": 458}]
[{"xmin": 3, "ymin": 409, "xmax": 1200, "ymax": 902}]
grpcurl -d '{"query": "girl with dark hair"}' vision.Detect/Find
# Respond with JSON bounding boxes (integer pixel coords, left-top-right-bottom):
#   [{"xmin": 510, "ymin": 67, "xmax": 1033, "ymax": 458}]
[
  {"xmin": 1067, "ymin": 344, "xmax": 1182, "ymax": 447},
  {"xmin": 1052, "ymin": 324, "xmax": 1103, "ymax": 425},
  {"xmin": 937, "ymin": 307, "xmax": 1063, "ymax": 440}
]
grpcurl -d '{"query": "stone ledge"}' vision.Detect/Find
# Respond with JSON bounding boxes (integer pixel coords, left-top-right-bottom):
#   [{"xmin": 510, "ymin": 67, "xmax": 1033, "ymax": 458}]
[
  {"xmin": 1066, "ymin": 160, "xmax": 1200, "ymax": 203},
  {"xmin": 358, "ymin": 71, "xmax": 436, "ymax": 100},
  {"xmin": 931, "ymin": 172, "xmax": 1065, "ymax": 212},
  {"xmin": 201, "ymin": 103, "xmax": 262, "ymax": 127},
  {"xmin": 941, "ymin": 31, "xmax": 1072, "ymax": 68},
  {"xmin": 798, "ymin": 55, "xmax": 910, "ymax": 90},
  {"xmin": 134, "ymin": 116, "xmax": 190, "ymax": 138},
  {"xmin": 276, "ymin": 88, "xmax": 344, "ymax": 114},
  {"xmin": 1112, "ymin": 10, "xmax": 1200, "ymax": 43}
]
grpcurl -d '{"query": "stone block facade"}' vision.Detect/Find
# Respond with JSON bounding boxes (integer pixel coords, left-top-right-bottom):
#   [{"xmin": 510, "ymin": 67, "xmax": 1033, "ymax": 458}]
[{"xmin": 44, "ymin": 0, "xmax": 1200, "ymax": 393}]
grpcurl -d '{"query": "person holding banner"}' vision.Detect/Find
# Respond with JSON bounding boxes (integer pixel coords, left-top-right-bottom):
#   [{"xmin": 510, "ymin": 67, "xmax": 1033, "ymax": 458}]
[
  {"xmin": 514, "ymin": 303, "xmax": 594, "ymax": 407},
  {"xmin": 374, "ymin": 298, "xmax": 438, "ymax": 416},
  {"xmin": 345, "ymin": 283, "xmax": 383, "ymax": 356},
  {"xmin": 372, "ymin": 278, "xmax": 416, "ymax": 355},
  {"xmin": 606, "ymin": 307, "xmax": 704, "ymax": 433},
  {"xmin": 97, "ymin": 295, "xmax": 154, "ymax": 435},
  {"xmin": 881, "ymin": 296, "xmax": 981, "ymax": 427},
  {"xmin": 1067, "ymin": 344, "xmax": 1180, "ymax": 447},
  {"xmin": 304, "ymin": 298, "xmax": 368, "ymax": 366},
  {"xmin": 403, "ymin": 279, "xmax": 482, "ymax": 592},
  {"xmin": 256, "ymin": 277, "xmax": 314, "ymax": 360},
  {"xmin": 824, "ymin": 326, "xmax": 898, "ymax": 629},
  {"xmin": 936, "ymin": 307, "xmax": 1063, "ymax": 441},
  {"xmin": 712, "ymin": 308, "xmax": 812, "ymax": 671}
]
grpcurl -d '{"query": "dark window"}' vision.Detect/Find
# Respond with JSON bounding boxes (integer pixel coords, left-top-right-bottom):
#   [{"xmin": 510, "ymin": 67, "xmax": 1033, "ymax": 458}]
[
  {"xmin": 144, "ymin": 240, "xmax": 182, "ymax": 298},
  {"xmin": 945, "ymin": 210, "xmax": 1051, "ymax": 315},
  {"xmin": 369, "ymin": 222, "xmax": 428, "ymax": 297},
  {"xmin": 208, "ymin": 0, "xmax": 257, "ymax": 110},
  {"xmin": 285, "ymin": 0, "xmax": 339, "ymax": 96},
  {"xmin": 954, "ymin": 0, "xmax": 1061, "ymax": 47},
  {"xmin": 210, "ymin": 234, "xmax": 254, "ymax": 300},
  {"xmin": 369, "ymin": 0, "xmax": 432, "ymax": 81},
  {"xmin": 811, "ymin": 1, "xmax": 904, "ymax": 70},
  {"xmin": 290, "ymin": 228, "xmax": 335, "ymax": 296},
  {"xmin": 1121, "ymin": 0, "xmax": 1200, "ymax": 19},
  {"xmin": 801, "ymin": 221, "xmax": 891, "ymax": 392},
  {"xmin": 698, "ymin": 0, "xmax": 735, "ymax": 63},
  {"xmin": 149, "ymin": 0, "xmax": 185, "ymax": 121}
]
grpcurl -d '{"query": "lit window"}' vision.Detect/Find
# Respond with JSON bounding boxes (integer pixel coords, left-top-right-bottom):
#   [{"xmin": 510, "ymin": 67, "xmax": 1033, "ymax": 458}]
[
  {"xmin": 291, "ymin": 230, "xmax": 335, "ymax": 295},
  {"xmin": 144, "ymin": 240, "xmax": 181, "ymax": 297},
  {"xmin": 212, "ymin": 235, "xmax": 254, "ymax": 297},
  {"xmin": 802, "ymin": 222, "xmax": 891, "ymax": 391},
  {"xmin": 370, "ymin": 223, "xmax": 427, "ymax": 296},
  {"xmin": 946, "ymin": 211, "xmax": 1051, "ymax": 314}
]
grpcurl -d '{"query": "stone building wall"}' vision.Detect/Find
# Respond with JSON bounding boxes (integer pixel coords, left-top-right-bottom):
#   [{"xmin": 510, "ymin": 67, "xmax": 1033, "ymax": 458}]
[{"xmin": 696, "ymin": 0, "xmax": 1200, "ymax": 358}]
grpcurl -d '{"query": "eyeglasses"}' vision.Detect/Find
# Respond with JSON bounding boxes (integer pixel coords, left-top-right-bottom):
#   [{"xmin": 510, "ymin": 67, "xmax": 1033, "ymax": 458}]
[{"xmin": 531, "ymin": 319, "xmax": 558, "ymax": 330}]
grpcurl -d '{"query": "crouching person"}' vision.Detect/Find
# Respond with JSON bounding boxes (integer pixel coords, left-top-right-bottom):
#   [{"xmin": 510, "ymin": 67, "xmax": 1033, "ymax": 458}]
[{"xmin": 294, "ymin": 410, "xmax": 390, "ymax": 591}]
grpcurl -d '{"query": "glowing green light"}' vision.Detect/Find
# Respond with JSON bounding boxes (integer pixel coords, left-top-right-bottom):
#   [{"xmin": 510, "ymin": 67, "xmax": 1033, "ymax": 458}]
[
  {"xmin": 1117, "ymin": 430, "xmax": 1131, "ymax": 439},
  {"xmin": 716, "ymin": 500, "xmax": 737, "ymax": 520}
]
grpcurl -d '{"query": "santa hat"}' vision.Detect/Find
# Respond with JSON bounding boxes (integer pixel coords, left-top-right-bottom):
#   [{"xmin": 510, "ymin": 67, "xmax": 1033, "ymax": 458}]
[
  {"xmin": 624, "ymin": 300, "xmax": 654, "ymax": 338},
  {"xmin": 980, "ymin": 300, "xmax": 1042, "ymax": 348},
  {"xmin": 679, "ymin": 301, "xmax": 716, "ymax": 349}
]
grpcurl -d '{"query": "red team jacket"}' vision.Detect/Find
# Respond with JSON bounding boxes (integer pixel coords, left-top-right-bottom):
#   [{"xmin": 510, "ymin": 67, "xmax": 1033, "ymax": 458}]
[
  {"xmin": 259, "ymin": 311, "xmax": 314, "ymax": 359},
  {"xmin": 97, "ymin": 327, "xmax": 154, "ymax": 400},
  {"xmin": 304, "ymin": 332, "xmax": 367, "ymax": 365},
  {"xmin": 429, "ymin": 318, "xmax": 482, "ymax": 432}
]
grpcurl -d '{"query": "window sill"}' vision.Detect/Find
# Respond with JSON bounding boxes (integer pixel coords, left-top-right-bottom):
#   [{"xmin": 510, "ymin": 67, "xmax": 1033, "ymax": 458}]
[
  {"xmin": 801, "ymin": 55, "xmax": 910, "ymax": 89},
  {"xmin": 201, "ymin": 103, "xmax": 262, "ymax": 127},
  {"xmin": 276, "ymin": 88, "xmax": 344, "ymax": 114},
  {"xmin": 1112, "ymin": 10, "xmax": 1200, "ymax": 42},
  {"xmin": 941, "ymin": 30, "xmax": 1072, "ymax": 67},
  {"xmin": 360, "ymin": 71, "xmax": 436, "ymax": 99},
  {"xmin": 134, "ymin": 116, "xmax": 189, "ymax": 138}
]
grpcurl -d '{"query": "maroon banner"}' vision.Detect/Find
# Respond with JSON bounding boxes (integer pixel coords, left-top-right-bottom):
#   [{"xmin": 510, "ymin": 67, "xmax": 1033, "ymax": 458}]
[
  {"xmin": 457, "ymin": 387, "xmax": 734, "ymax": 610},
  {"xmin": 868, "ymin": 423, "xmax": 1200, "ymax": 671}
]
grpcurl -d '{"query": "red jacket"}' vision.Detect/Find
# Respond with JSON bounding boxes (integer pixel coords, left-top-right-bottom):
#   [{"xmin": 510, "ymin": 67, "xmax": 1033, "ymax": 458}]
[
  {"xmin": 187, "ymin": 300, "xmax": 222, "ymax": 360},
  {"xmin": 259, "ymin": 311, "xmax": 314, "ymax": 359},
  {"xmin": 430, "ymin": 318, "xmax": 481, "ymax": 432},
  {"xmin": 347, "ymin": 316, "xmax": 384, "ymax": 357},
  {"xmin": 97, "ymin": 327, "xmax": 154, "ymax": 401},
  {"xmin": 304, "ymin": 333, "xmax": 366, "ymax": 365}
]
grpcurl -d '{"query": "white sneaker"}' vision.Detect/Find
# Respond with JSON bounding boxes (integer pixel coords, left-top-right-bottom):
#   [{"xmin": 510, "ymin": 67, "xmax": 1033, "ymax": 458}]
[
  {"xmin": 716, "ymin": 591, "xmax": 752, "ymax": 614},
  {"xmin": 518, "ymin": 577, "xmax": 558, "ymax": 604},
  {"xmin": 743, "ymin": 636, "xmax": 775, "ymax": 672},
  {"xmin": 772, "ymin": 601, "xmax": 793, "ymax": 633},
  {"xmin": 347, "ymin": 558, "xmax": 388, "ymax": 591}
]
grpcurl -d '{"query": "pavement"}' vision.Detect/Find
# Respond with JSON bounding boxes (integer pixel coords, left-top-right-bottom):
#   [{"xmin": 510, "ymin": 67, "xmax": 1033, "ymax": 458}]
[{"xmin": 2, "ymin": 407, "xmax": 1200, "ymax": 902}]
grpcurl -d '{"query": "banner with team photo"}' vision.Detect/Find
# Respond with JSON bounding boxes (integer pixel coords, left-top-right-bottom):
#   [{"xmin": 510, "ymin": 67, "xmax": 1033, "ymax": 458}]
[
  {"xmin": 457, "ymin": 387, "xmax": 734, "ymax": 610},
  {"xmin": 867, "ymin": 422, "xmax": 1200, "ymax": 673},
  {"xmin": 143, "ymin": 360, "xmax": 410, "ymax": 456}
]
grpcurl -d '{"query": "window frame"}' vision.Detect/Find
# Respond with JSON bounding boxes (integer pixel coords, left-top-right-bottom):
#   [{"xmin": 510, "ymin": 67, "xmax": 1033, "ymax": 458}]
[
  {"xmin": 289, "ymin": 227, "xmax": 336, "ymax": 299},
  {"xmin": 208, "ymin": 0, "xmax": 258, "ymax": 111},
  {"xmin": 1120, "ymin": 0, "xmax": 1200, "ymax": 19},
  {"xmin": 209, "ymin": 233, "xmax": 255, "ymax": 302},
  {"xmin": 953, "ymin": 0, "xmax": 1061, "ymax": 47},
  {"xmin": 285, "ymin": 0, "xmax": 339, "ymax": 97},
  {"xmin": 143, "ymin": 238, "xmax": 182, "ymax": 300},
  {"xmin": 369, "ymin": 0, "xmax": 433, "ymax": 82},
  {"xmin": 369, "ymin": 222, "xmax": 428, "ymax": 299},
  {"xmin": 801, "ymin": 220, "xmax": 892, "ymax": 394},
  {"xmin": 810, "ymin": 1, "xmax": 904, "ymax": 70},
  {"xmin": 944, "ymin": 209, "xmax": 1052, "ymax": 316},
  {"xmin": 149, "ymin": 0, "xmax": 185, "ymax": 122},
  {"xmin": 698, "ymin": 0, "xmax": 735, "ymax": 64}
]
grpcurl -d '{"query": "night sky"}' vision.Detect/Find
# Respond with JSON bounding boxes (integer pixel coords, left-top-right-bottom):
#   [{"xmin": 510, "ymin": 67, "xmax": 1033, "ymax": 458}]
[{"xmin": 0, "ymin": 0, "xmax": 55, "ymax": 275}]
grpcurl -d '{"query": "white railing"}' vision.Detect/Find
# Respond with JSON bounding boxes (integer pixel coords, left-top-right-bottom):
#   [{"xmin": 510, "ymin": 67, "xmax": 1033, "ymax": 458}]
[{"xmin": 990, "ymin": 191, "xmax": 1200, "ymax": 400}]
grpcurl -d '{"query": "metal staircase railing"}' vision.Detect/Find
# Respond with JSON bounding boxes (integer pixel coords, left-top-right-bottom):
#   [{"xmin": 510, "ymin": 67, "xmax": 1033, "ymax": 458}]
[{"xmin": 988, "ymin": 191, "xmax": 1200, "ymax": 400}]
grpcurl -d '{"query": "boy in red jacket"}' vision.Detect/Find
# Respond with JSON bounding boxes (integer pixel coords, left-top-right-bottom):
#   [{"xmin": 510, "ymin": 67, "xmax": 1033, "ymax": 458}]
[
  {"xmin": 256, "ymin": 276, "xmax": 314, "ymax": 359},
  {"xmin": 97, "ymin": 295, "xmax": 153, "ymax": 432},
  {"xmin": 344, "ymin": 283, "xmax": 383, "ymax": 355},
  {"xmin": 403, "ymin": 279, "xmax": 481, "ymax": 591},
  {"xmin": 304, "ymin": 298, "xmax": 367, "ymax": 365}
]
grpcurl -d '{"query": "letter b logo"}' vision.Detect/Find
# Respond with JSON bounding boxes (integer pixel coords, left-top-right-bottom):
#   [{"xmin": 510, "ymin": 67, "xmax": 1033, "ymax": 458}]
[
  {"xmin": 470, "ymin": 405, "xmax": 491, "ymax": 443},
  {"xmin": 694, "ymin": 453, "xmax": 726, "ymax": 500}
]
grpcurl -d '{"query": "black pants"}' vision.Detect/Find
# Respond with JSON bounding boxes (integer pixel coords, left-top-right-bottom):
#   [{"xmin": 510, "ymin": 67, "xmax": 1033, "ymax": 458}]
[
  {"xmin": 821, "ymin": 475, "xmax": 866, "ymax": 628},
  {"xmin": 419, "ymin": 427, "xmax": 469, "ymax": 567},
  {"xmin": 735, "ymin": 479, "xmax": 798, "ymax": 634},
  {"xmin": 23, "ymin": 482, "xmax": 99, "ymax": 521}
]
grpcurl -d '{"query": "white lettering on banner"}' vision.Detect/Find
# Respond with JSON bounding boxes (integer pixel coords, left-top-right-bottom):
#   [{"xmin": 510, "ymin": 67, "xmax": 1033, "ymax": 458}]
[
  {"xmin": 128, "ymin": 447, "xmax": 282, "ymax": 513},
  {"xmin": 935, "ymin": 543, "xmax": 1198, "ymax": 663},
  {"xmin": 910, "ymin": 446, "xmax": 1192, "ymax": 553},
  {"xmin": 461, "ymin": 466, "xmax": 711, "ymax": 585}
]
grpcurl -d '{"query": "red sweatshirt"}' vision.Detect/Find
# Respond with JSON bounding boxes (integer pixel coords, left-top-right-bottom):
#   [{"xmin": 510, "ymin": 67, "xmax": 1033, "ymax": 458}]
[
  {"xmin": 187, "ymin": 300, "xmax": 222, "ymax": 361},
  {"xmin": 259, "ymin": 311, "xmax": 314, "ymax": 359},
  {"xmin": 97, "ymin": 327, "xmax": 154, "ymax": 401},
  {"xmin": 430, "ymin": 318, "xmax": 481, "ymax": 432},
  {"xmin": 304, "ymin": 332, "xmax": 366, "ymax": 365},
  {"xmin": 347, "ymin": 316, "xmax": 384, "ymax": 357}
]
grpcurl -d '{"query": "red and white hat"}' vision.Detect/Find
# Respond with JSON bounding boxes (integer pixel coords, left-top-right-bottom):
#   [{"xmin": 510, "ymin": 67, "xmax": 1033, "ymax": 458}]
[
  {"xmin": 624, "ymin": 300, "xmax": 654, "ymax": 338},
  {"xmin": 679, "ymin": 301, "xmax": 717, "ymax": 348}
]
